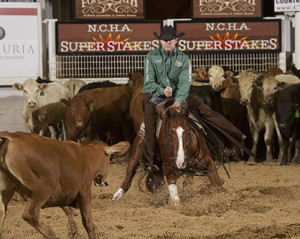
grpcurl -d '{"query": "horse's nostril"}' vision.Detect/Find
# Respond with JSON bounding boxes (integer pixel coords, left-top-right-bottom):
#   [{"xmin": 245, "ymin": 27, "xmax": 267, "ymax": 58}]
[{"xmin": 176, "ymin": 159, "xmax": 187, "ymax": 170}]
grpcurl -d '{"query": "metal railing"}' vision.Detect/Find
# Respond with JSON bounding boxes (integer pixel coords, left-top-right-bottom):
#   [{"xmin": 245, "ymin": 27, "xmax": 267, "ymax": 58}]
[{"xmin": 51, "ymin": 52, "xmax": 280, "ymax": 84}]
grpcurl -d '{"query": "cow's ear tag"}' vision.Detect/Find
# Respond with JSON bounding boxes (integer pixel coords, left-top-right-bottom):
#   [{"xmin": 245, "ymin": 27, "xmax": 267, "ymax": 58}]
[
  {"xmin": 295, "ymin": 109, "xmax": 300, "ymax": 118},
  {"xmin": 89, "ymin": 105, "xmax": 93, "ymax": 112},
  {"xmin": 129, "ymin": 80, "xmax": 133, "ymax": 85},
  {"xmin": 40, "ymin": 90, "xmax": 45, "ymax": 96}
]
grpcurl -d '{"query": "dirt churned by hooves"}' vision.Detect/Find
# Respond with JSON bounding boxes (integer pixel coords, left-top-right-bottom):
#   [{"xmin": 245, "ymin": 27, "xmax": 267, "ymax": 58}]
[{"xmin": 3, "ymin": 161, "xmax": 300, "ymax": 239}]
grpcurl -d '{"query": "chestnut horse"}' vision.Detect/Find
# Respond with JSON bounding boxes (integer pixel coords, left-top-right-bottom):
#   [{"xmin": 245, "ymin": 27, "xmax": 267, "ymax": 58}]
[
  {"xmin": 113, "ymin": 102, "xmax": 225, "ymax": 204},
  {"xmin": 156, "ymin": 104, "xmax": 225, "ymax": 204}
]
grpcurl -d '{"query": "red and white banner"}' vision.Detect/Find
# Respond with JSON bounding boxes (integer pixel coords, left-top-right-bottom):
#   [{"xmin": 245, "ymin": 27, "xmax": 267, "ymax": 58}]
[
  {"xmin": 56, "ymin": 22, "xmax": 162, "ymax": 54},
  {"xmin": 175, "ymin": 20, "xmax": 281, "ymax": 53}
]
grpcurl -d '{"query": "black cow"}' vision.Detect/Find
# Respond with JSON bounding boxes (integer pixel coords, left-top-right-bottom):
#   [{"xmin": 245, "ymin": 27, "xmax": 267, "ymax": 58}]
[
  {"xmin": 275, "ymin": 84, "xmax": 300, "ymax": 165},
  {"xmin": 189, "ymin": 84, "xmax": 223, "ymax": 114},
  {"xmin": 78, "ymin": 80, "xmax": 118, "ymax": 93}
]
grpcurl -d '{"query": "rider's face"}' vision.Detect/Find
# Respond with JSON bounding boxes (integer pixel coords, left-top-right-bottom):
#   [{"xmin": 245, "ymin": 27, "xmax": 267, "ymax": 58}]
[{"xmin": 160, "ymin": 38, "xmax": 178, "ymax": 53}]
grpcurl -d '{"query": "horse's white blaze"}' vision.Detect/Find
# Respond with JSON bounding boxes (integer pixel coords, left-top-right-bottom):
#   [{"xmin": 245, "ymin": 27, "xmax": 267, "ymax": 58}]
[
  {"xmin": 176, "ymin": 127, "xmax": 185, "ymax": 169},
  {"xmin": 168, "ymin": 184, "xmax": 180, "ymax": 203}
]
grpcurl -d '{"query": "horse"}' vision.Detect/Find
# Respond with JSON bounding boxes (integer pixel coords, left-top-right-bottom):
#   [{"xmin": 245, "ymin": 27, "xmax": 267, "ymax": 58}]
[
  {"xmin": 113, "ymin": 100, "xmax": 225, "ymax": 205},
  {"xmin": 156, "ymin": 103, "xmax": 225, "ymax": 204}
]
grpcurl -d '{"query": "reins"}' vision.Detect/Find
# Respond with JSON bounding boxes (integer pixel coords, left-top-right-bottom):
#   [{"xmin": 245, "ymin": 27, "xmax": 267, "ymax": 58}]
[{"xmin": 167, "ymin": 109, "xmax": 230, "ymax": 179}]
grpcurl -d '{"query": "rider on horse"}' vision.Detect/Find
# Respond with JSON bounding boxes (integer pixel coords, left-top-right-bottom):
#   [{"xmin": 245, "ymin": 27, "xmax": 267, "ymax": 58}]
[{"xmin": 142, "ymin": 25, "xmax": 247, "ymax": 172}]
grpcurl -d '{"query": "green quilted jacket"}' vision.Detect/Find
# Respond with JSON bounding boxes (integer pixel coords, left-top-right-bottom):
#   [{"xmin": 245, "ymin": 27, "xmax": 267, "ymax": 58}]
[{"xmin": 142, "ymin": 46, "xmax": 191, "ymax": 104}]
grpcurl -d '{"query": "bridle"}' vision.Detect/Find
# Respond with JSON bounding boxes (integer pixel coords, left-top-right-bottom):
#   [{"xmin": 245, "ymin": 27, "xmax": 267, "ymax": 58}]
[
  {"xmin": 166, "ymin": 109, "xmax": 230, "ymax": 178},
  {"xmin": 167, "ymin": 112, "xmax": 193, "ymax": 170}
]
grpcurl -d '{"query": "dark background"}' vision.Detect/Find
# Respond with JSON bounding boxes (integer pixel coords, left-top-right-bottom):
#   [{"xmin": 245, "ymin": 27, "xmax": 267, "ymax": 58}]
[
  {"xmin": 145, "ymin": 0, "xmax": 275, "ymax": 20},
  {"xmin": 55, "ymin": 0, "xmax": 275, "ymax": 21}
]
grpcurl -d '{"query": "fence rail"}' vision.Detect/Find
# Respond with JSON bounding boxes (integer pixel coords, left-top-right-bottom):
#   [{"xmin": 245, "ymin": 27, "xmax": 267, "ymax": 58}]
[{"xmin": 51, "ymin": 52, "xmax": 280, "ymax": 84}]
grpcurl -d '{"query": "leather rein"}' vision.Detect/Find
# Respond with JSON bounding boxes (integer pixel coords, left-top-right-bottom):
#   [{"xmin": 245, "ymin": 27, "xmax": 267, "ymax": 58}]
[{"xmin": 167, "ymin": 109, "xmax": 230, "ymax": 178}]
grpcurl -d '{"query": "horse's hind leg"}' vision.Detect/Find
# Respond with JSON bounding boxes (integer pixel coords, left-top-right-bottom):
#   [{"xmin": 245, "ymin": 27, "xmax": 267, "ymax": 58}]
[
  {"xmin": 205, "ymin": 157, "xmax": 225, "ymax": 192},
  {"xmin": 113, "ymin": 135, "xmax": 144, "ymax": 200}
]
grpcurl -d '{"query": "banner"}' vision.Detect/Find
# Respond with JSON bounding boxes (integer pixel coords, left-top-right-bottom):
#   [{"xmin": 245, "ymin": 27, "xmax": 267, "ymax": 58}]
[
  {"xmin": 0, "ymin": 2, "xmax": 41, "ymax": 79},
  {"xmin": 56, "ymin": 22, "xmax": 162, "ymax": 54},
  {"xmin": 74, "ymin": 0, "xmax": 144, "ymax": 20},
  {"xmin": 274, "ymin": 0, "xmax": 300, "ymax": 12},
  {"xmin": 175, "ymin": 20, "xmax": 281, "ymax": 53},
  {"xmin": 192, "ymin": 0, "xmax": 262, "ymax": 19}
]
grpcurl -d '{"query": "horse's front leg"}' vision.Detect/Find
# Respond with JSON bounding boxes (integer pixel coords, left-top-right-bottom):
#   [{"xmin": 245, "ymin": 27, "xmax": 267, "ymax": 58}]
[
  {"xmin": 163, "ymin": 165, "xmax": 180, "ymax": 205},
  {"xmin": 168, "ymin": 183, "xmax": 180, "ymax": 205}
]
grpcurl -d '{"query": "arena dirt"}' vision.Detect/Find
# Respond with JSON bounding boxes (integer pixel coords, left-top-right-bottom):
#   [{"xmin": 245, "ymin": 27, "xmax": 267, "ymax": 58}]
[{"xmin": 3, "ymin": 160, "xmax": 300, "ymax": 239}]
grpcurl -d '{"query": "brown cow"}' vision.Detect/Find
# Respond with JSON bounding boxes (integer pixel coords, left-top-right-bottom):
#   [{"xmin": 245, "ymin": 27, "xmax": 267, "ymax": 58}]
[
  {"xmin": 130, "ymin": 86, "xmax": 146, "ymax": 133},
  {"xmin": 128, "ymin": 70, "xmax": 144, "ymax": 92},
  {"xmin": 0, "ymin": 131, "xmax": 130, "ymax": 239},
  {"xmin": 263, "ymin": 66, "xmax": 283, "ymax": 77},
  {"xmin": 31, "ymin": 102, "xmax": 66, "ymax": 140},
  {"xmin": 128, "ymin": 70, "xmax": 145, "ymax": 133},
  {"xmin": 192, "ymin": 67, "xmax": 209, "ymax": 82},
  {"xmin": 61, "ymin": 85, "xmax": 135, "ymax": 145}
]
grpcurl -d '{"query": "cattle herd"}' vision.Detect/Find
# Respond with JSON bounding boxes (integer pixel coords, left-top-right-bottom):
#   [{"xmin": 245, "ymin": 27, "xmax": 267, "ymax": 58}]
[
  {"xmin": 0, "ymin": 66, "xmax": 299, "ymax": 238},
  {"xmin": 191, "ymin": 65, "xmax": 300, "ymax": 165}
]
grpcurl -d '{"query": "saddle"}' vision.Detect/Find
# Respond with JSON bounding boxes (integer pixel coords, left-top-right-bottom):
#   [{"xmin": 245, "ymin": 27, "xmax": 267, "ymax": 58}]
[{"xmin": 139, "ymin": 98, "xmax": 207, "ymax": 140}]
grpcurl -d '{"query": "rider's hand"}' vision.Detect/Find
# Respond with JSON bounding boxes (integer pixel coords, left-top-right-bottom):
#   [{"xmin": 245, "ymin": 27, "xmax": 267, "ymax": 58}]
[
  {"xmin": 164, "ymin": 87, "xmax": 173, "ymax": 97},
  {"xmin": 172, "ymin": 101, "xmax": 181, "ymax": 112}
]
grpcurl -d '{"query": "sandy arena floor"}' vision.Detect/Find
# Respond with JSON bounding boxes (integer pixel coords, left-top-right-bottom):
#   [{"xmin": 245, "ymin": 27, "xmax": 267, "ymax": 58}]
[{"xmin": 2, "ymin": 159, "xmax": 300, "ymax": 239}]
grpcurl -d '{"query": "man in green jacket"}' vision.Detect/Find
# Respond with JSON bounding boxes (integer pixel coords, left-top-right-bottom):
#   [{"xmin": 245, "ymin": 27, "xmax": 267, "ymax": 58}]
[{"xmin": 143, "ymin": 25, "xmax": 246, "ymax": 171}]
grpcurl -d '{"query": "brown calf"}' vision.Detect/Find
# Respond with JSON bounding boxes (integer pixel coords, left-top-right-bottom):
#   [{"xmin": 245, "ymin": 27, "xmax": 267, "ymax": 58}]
[
  {"xmin": 0, "ymin": 131, "xmax": 129, "ymax": 239},
  {"xmin": 62, "ymin": 85, "xmax": 134, "ymax": 145}
]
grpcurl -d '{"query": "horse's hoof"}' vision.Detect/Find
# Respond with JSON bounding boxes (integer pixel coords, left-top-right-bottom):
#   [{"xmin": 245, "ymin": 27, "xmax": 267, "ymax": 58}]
[
  {"xmin": 112, "ymin": 188, "xmax": 125, "ymax": 200},
  {"xmin": 246, "ymin": 157, "xmax": 256, "ymax": 165},
  {"xmin": 145, "ymin": 172, "xmax": 164, "ymax": 193},
  {"xmin": 264, "ymin": 158, "xmax": 274, "ymax": 163},
  {"xmin": 148, "ymin": 164, "xmax": 160, "ymax": 172},
  {"xmin": 223, "ymin": 147, "xmax": 234, "ymax": 157},
  {"xmin": 169, "ymin": 198, "xmax": 180, "ymax": 206}
]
